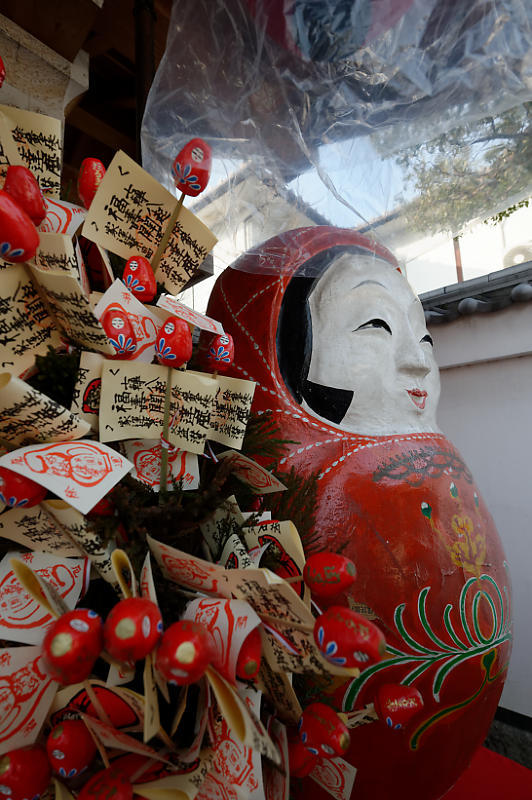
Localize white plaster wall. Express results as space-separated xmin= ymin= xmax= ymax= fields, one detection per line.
xmin=430 ymin=305 xmax=532 ymax=717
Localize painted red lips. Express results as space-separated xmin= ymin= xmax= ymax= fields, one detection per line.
xmin=407 ymin=389 xmax=428 ymax=409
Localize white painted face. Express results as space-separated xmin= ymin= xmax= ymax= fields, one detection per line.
xmin=164 ymin=321 xmax=175 ymax=335
xmin=191 ymin=147 xmax=204 ymax=163
xmin=306 ymin=253 xmax=440 ymax=435
xmin=111 ymin=317 xmax=125 ymax=330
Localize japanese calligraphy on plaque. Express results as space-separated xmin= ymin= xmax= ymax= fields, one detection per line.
xmin=0 ymin=264 xmax=62 ymax=377
xmin=0 ymin=505 xmax=79 ymax=557
xmin=0 ymin=105 xmax=62 ymax=196
xmin=99 ymin=361 xmax=218 ymax=454
xmin=81 ymin=151 xmax=217 ymax=294
xmin=204 ymin=374 xmax=256 ymax=449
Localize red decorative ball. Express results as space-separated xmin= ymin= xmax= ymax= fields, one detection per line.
xmin=155 ymin=316 xmax=192 ymax=368
xmin=42 ymin=608 xmax=103 ymax=684
xmin=314 ymin=606 xmax=386 ymax=670
xmin=104 ymin=597 xmax=163 ymax=664
xmin=374 ymin=683 xmax=424 ymax=731
xmin=172 ymin=138 xmax=211 ymax=198
xmin=0 ymin=466 xmax=47 ymax=508
xmin=0 ymin=189 xmax=39 ymax=263
xmin=287 ymin=736 xmax=318 ymax=778
xmin=236 ymin=626 xmax=262 ymax=680
xmin=4 ymin=166 xmax=46 ymax=226
xmin=303 ymin=552 xmax=357 ymax=601
xmin=0 ymin=746 xmax=51 ymax=800
xmin=46 ymin=719 xmax=97 ymax=778
xmin=298 ymin=702 xmax=350 ymax=758
xmin=0 ymin=56 xmax=5 ymax=88
xmin=101 ymin=307 xmax=138 ymax=359
xmin=155 ymin=620 xmax=214 ymax=685
xmin=123 ymin=256 xmax=157 ymax=303
xmin=78 ymin=766 xmax=133 ymax=800
xmin=78 ymin=158 xmax=106 ymax=209
xmin=206 ymin=333 xmax=234 ymax=372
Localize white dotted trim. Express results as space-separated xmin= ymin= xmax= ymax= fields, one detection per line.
xmin=234 ymin=277 xmax=282 ymax=319
xmin=256 ymin=408 xmax=354 ymax=439
xmin=318 ymin=433 xmax=440 ymax=480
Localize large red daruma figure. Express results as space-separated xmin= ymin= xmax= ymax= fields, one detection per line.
xmin=206 ymin=227 xmax=512 ymax=799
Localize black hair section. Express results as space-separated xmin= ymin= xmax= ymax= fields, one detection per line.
xmin=276 ymin=244 xmax=375 ymax=424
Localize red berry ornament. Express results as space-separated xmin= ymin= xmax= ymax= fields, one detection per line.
xmin=0 ymin=189 xmax=39 ymax=263
xmin=374 ymin=683 xmax=424 ymax=731
xmin=0 ymin=746 xmax=51 ymax=800
xmin=298 ymin=702 xmax=350 ymax=758
xmin=236 ymin=626 xmax=262 ymax=680
xmin=46 ymin=719 xmax=97 ymax=778
xmin=104 ymin=597 xmax=163 ymax=663
xmin=303 ymin=552 xmax=356 ymax=601
xmin=172 ymin=138 xmax=211 ymax=198
xmin=287 ymin=736 xmax=318 ymax=778
xmin=206 ymin=333 xmax=234 ymax=372
xmin=78 ymin=767 xmax=133 ymax=800
xmin=155 ymin=620 xmax=214 ymax=685
xmin=314 ymin=606 xmax=386 ymax=669
xmin=101 ymin=307 xmax=138 ymax=358
xmin=155 ymin=316 xmax=192 ymax=368
xmin=78 ymin=158 xmax=106 ymax=209
xmin=0 ymin=466 xmax=47 ymax=508
xmin=42 ymin=608 xmax=103 ymax=684
xmin=123 ymin=256 xmax=157 ymax=303
xmin=4 ymin=166 xmax=46 ymax=226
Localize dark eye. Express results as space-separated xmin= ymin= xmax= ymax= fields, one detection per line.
xmin=355 ymin=319 xmax=392 ymax=334
xmin=421 ymin=334 xmax=434 ymax=346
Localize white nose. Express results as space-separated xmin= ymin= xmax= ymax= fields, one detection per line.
xmin=396 ymin=326 xmax=431 ymax=378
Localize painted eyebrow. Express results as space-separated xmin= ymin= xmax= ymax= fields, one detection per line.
xmin=351 ymin=280 xmax=387 ymax=290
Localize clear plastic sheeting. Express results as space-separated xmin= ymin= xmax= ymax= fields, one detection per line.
xmin=142 ymin=0 xmax=532 ymax=284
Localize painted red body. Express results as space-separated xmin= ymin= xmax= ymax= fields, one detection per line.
xmin=42 ymin=608 xmax=103 ymax=684
xmin=287 ymin=736 xmax=319 ymax=777
xmin=374 ymin=684 xmax=424 ymax=731
xmin=314 ymin=606 xmax=386 ymax=669
xmin=298 ymin=702 xmax=350 ymax=758
xmin=123 ymin=255 xmax=157 ymax=303
xmin=0 ymin=465 xmax=47 ymax=508
xmin=303 ymin=552 xmax=356 ymax=600
xmin=155 ymin=316 xmax=192 ymax=367
xmin=205 ymin=332 xmax=235 ymax=372
xmin=0 ymin=189 xmax=39 ymax=262
xmin=46 ymin=719 xmax=97 ymax=777
xmin=4 ymin=166 xmax=46 ymax=225
xmin=0 ymin=56 xmax=5 ymax=88
xmin=104 ymin=596 xmax=163 ymax=663
xmin=206 ymin=226 xmax=512 ymax=799
xmin=101 ymin=307 xmax=138 ymax=358
xmin=172 ymin=138 xmax=212 ymax=197
xmin=0 ymin=746 xmax=51 ymax=800
xmin=155 ymin=620 xmax=214 ymax=685
xmin=78 ymin=158 xmax=106 ymax=209
xmin=78 ymin=767 xmax=133 ymax=800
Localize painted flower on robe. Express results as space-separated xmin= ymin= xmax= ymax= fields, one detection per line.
xmin=172 ymin=161 xmax=202 ymax=193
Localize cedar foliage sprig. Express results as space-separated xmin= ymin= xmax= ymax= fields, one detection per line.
xmin=26 ymin=346 xmax=80 ymax=409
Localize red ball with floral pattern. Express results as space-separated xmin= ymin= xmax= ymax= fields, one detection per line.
xmin=122 ymin=256 xmax=157 ymax=303
xmin=104 ymin=597 xmax=163 ymax=663
xmin=42 ymin=608 xmax=103 ymax=684
xmin=155 ymin=316 xmax=192 ymax=368
xmin=206 ymin=333 xmax=234 ymax=372
xmin=0 ymin=190 xmax=39 ymax=263
xmin=298 ymin=702 xmax=350 ymax=758
xmin=155 ymin=620 xmax=214 ymax=685
xmin=314 ymin=606 xmax=386 ymax=669
xmin=101 ymin=307 xmax=138 ymax=359
xmin=172 ymin=138 xmax=211 ymax=197
xmin=46 ymin=719 xmax=97 ymax=778
xmin=0 ymin=466 xmax=47 ymax=508
xmin=0 ymin=746 xmax=51 ymax=800
xmin=374 ymin=683 xmax=424 ymax=731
